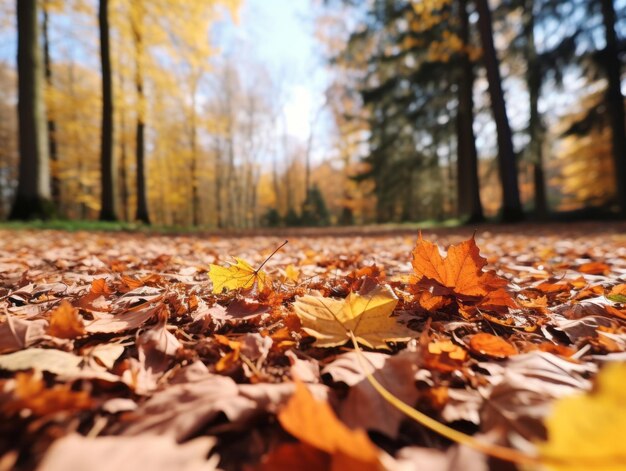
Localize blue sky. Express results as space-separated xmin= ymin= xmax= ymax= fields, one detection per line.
xmin=214 ymin=0 xmax=331 ymax=142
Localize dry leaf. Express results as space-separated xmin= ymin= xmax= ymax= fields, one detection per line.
xmin=259 ymin=442 xmax=330 ymax=471
xmin=539 ymin=362 xmax=626 ymax=470
xmin=38 ymin=434 xmax=219 ymax=471
xmin=322 ymin=350 xmax=420 ymax=437
xmin=293 ymin=284 xmax=414 ymax=350
xmin=412 ymin=235 xmax=504 ymax=297
xmin=47 ymin=301 xmax=86 ymax=339
xmin=278 ymin=381 xmax=383 ymax=471
xmin=0 ymin=316 xmax=47 ymax=353
xmin=468 ymin=333 xmax=518 ymax=358
xmin=209 ymin=258 xmax=267 ymax=293
xmin=1 ymin=371 xmax=93 ymax=417
xmin=577 ymin=262 xmax=610 ymax=275
xmin=0 ymin=348 xmax=83 ymax=375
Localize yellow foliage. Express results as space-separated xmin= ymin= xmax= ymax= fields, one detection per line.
xmin=539 ymin=362 xmax=626 ymax=470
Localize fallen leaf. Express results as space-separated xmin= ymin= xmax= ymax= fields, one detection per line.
xmin=84 ymin=298 xmax=164 ymax=333
xmin=539 ymin=362 xmax=626 ymax=470
xmin=482 ymin=351 xmax=596 ymax=442
xmin=423 ymin=339 xmax=468 ymax=373
xmin=0 ymin=348 xmax=83 ymax=375
xmin=468 ymin=333 xmax=518 ymax=358
xmin=0 ymin=315 xmax=47 ymax=353
xmin=0 ymin=348 xmax=120 ymax=383
xmin=278 ymin=381 xmax=382 ymax=470
xmin=293 ymin=284 xmax=414 ymax=349
xmin=607 ymin=284 xmax=626 ymax=303
xmin=411 ymin=235 xmax=506 ymax=298
xmin=121 ymin=362 xmax=325 ymax=440
xmin=322 ymin=350 xmax=420 ymax=437
xmin=576 ymin=261 xmax=610 ymax=275
xmin=38 ymin=434 xmax=219 ymax=471
xmin=284 ymin=264 xmax=300 ymax=283
xmin=47 ymin=301 xmax=86 ymax=339
xmin=1 ymin=371 xmax=93 ymax=417
xmin=259 ymin=443 xmax=330 ymax=471
xmin=209 ymin=258 xmax=267 ymax=293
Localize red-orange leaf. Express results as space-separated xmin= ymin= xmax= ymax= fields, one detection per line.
xmin=1 ymin=371 xmax=93 ymax=417
xmin=411 ymin=234 xmax=509 ymax=299
xmin=468 ymin=333 xmax=518 ymax=358
xmin=278 ymin=381 xmax=382 ymax=471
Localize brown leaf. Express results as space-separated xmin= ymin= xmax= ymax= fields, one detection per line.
xmin=38 ymin=434 xmax=218 ymax=471
xmin=482 ymin=352 xmax=596 ymax=442
xmin=0 ymin=316 xmax=47 ymax=353
xmin=322 ymin=350 xmax=419 ymax=437
xmin=84 ymin=297 xmax=164 ymax=333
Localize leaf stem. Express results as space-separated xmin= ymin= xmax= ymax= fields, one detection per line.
xmin=256 ymin=240 xmax=288 ymax=273
xmin=348 ymin=331 xmax=540 ymax=466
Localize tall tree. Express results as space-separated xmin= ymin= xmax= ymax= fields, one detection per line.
xmin=98 ymin=0 xmax=117 ymax=221
xmin=131 ymin=1 xmax=150 ymax=224
xmin=523 ymin=0 xmax=547 ymax=218
xmin=42 ymin=1 xmax=60 ymax=209
xmin=10 ymin=0 xmax=52 ymax=220
xmin=456 ymin=0 xmax=484 ymax=222
xmin=474 ymin=0 xmax=523 ymax=221
xmin=599 ymin=0 xmax=626 ymax=215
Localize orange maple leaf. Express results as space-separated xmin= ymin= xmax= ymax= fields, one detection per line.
xmin=411 ymin=235 xmax=511 ymax=304
xmin=277 ymin=381 xmax=383 ymax=471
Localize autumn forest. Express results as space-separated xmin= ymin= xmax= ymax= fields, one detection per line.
xmin=0 ymin=0 xmax=624 ymax=227
xmin=2 ymin=1 xmax=626 ymax=470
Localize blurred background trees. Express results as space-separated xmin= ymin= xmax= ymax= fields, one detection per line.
xmin=0 ymin=0 xmax=623 ymax=226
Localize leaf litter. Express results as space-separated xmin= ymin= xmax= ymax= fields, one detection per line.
xmin=0 ymin=222 xmax=625 ymax=470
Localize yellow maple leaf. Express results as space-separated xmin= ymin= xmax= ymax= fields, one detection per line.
xmin=292 ymin=284 xmax=414 ymax=350
xmin=284 ymin=264 xmax=300 ymax=283
xmin=539 ymin=362 xmax=626 ymax=471
xmin=209 ymin=258 xmax=267 ymax=294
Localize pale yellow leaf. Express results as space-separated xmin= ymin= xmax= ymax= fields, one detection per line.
xmin=540 ymin=362 xmax=626 ymax=470
xmin=292 ymin=285 xmax=414 ymax=350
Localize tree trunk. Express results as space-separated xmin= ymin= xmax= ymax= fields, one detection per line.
xmin=474 ymin=0 xmax=523 ymax=222
xmin=189 ymin=80 xmax=200 ymax=226
xmin=600 ymin=0 xmax=626 ymax=216
xmin=456 ymin=0 xmax=484 ymax=223
xmin=132 ymin=4 xmax=150 ymax=224
xmin=10 ymin=0 xmax=52 ymax=220
xmin=115 ymin=46 xmax=129 ymax=221
xmin=524 ymin=0 xmax=547 ymax=219
xmin=98 ymin=0 xmax=117 ymax=221
xmin=43 ymin=5 xmax=60 ymax=210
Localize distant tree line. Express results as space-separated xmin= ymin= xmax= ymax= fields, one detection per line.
xmin=1 ymin=0 xmax=624 ymax=226
xmin=322 ymin=0 xmax=625 ymax=222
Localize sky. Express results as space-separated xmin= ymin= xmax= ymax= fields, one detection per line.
xmin=214 ymin=0 xmax=331 ymax=143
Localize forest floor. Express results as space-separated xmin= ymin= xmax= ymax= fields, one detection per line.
xmin=1 ymin=221 xmax=625 ymax=470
